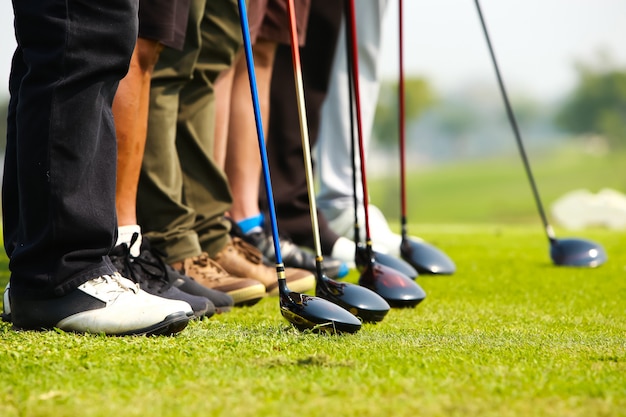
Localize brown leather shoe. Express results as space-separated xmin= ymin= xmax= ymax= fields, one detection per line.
xmin=175 ymin=253 xmax=266 ymax=306
xmin=213 ymin=237 xmax=315 ymax=296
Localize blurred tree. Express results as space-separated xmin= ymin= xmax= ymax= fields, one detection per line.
xmin=436 ymin=102 xmax=477 ymax=158
xmin=438 ymin=102 xmax=477 ymax=138
xmin=373 ymin=77 xmax=435 ymax=147
xmin=556 ymin=57 xmax=626 ymax=150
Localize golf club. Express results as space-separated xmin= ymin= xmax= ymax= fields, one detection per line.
xmin=284 ymin=0 xmax=390 ymax=322
xmin=346 ymin=0 xmax=426 ymax=307
xmin=237 ymin=0 xmax=361 ymax=333
xmin=397 ymin=0 xmax=456 ymax=275
xmin=340 ymin=1 xmax=419 ymax=282
xmin=350 ymin=103 xmax=419 ymax=280
xmin=475 ymin=0 xmax=607 ymax=267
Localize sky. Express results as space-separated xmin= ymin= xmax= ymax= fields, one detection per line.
xmin=379 ymin=0 xmax=626 ymax=100
xmin=2 ymin=0 xmax=626 ymax=101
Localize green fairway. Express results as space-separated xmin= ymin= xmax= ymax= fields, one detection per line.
xmin=369 ymin=144 xmax=626 ymax=224
xmin=1 ymin=225 xmax=624 ymax=417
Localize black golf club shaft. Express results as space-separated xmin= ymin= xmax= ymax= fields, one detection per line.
xmin=346 ymin=0 xmax=374 ymax=249
xmin=398 ymin=0 xmax=408 ymax=240
xmin=474 ymin=0 xmax=556 ymax=242
xmin=345 ymin=0 xmax=361 ymax=248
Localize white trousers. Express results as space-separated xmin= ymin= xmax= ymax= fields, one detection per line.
xmin=316 ymin=0 xmax=390 ymax=219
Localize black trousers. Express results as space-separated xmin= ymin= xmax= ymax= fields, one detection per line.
xmin=3 ymin=0 xmax=138 ymax=298
xmin=262 ymin=0 xmax=343 ymax=254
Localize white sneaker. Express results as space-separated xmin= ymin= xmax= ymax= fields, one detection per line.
xmin=11 ymin=273 xmax=192 ymax=335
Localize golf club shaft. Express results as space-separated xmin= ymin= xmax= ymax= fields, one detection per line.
xmin=474 ymin=0 xmax=556 ymax=241
xmin=398 ymin=0 xmax=408 ymax=240
xmin=285 ymin=0 xmax=324 ymax=261
xmin=345 ymin=1 xmax=361 ymax=246
xmin=236 ymin=0 xmax=287 ymax=272
xmin=346 ymin=0 xmax=373 ymax=244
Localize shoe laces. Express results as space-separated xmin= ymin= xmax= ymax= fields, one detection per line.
xmin=247 ymin=230 xmax=309 ymax=265
xmin=229 ymin=217 xmax=342 ymax=274
xmin=88 ymin=272 xmax=139 ymax=299
xmin=273 ymin=237 xmax=308 ymax=263
xmin=230 ymin=237 xmax=263 ymax=265
xmin=185 ymin=253 xmax=229 ymax=283
xmin=116 ymin=233 xmax=174 ymax=293
xmin=228 ymin=217 xmax=307 ymax=264
xmin=110 ymin=242 xmax=135 ymax=278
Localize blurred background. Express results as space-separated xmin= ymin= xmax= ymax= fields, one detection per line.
xmin=367 ymin=0 xmax=626 ymax=228
xmin=1 ymin=0 xmax=625 ymax=228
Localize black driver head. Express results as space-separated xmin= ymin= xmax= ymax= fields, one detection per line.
xmin=280 ymin=290 xmax=362 ymax=334
xmin=550 ymin=238 xmax=608 ymax=267
xmin=355 ymin=243 xmax=419 ymax=280
xmin=316 ymin=275 xmax=390 ymax=323
xmin=401 ymin=238 xmax=456 ymax=275
xmin=358 ymin=261 xmax=426 ymax=308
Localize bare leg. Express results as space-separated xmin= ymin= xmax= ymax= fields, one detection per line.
xmin=224 ymin=39 xmax=277 ymax=223
xmin=113 ymin=38 xmax=163 ymax=227
xmin=112 ymin=38 xmax=163 ymax=255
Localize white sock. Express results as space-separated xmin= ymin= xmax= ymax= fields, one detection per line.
xmin=116 ymin=225 xmax=142 ymax=257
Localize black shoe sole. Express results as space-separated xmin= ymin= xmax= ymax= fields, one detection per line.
xmin=10 ymin=311 xmax=190 ymax=336
xmin=120 ymin=311 xmax=190 ymax=336
xmin=235 ymin=296 xmax=264 ymax=307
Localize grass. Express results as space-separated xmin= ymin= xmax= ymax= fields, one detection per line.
xmin=369 ymin=144 xmax=626 ymax=224
xmin=1 ymin=225 xmax=624 ymax=417
xmin=1 ymin=146 xmax=625 ymax=416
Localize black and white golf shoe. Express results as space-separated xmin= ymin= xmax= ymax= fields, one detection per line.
xmin=9 ymin=273 xmax=191 ymax=335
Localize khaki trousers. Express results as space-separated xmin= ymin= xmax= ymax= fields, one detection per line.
xmin=138 ymin=0 xmax=240 ymax=263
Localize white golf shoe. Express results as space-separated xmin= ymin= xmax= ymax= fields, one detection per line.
xmin=9 ymin=272 xmax=192 ymax=335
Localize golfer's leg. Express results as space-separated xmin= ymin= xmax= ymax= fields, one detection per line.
xmin=7 ymin=0 xmax=137 ymax=296
xmin=316 ymin=0 xmax=389 ymax=228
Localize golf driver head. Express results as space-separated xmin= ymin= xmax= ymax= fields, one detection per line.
xmin=401 ymin=238 xmax=456 ymax=275
xmin=358 ymin=261 xmax=426 ymax=308
xmin=280 ymin=290 xmax=362 ymax=334
xmin=316 ymin=274 xmax=390 ymax=323
xmin=549 ymin=237 xmax=608 ymax=267
xmin=355 ymin=243 xmax=419 ymax=280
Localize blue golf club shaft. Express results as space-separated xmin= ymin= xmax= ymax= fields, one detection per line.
xmin=236 ymin=0 xmax=284 ymax=266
